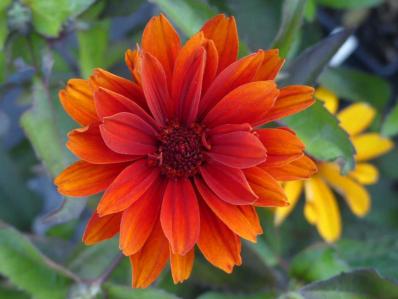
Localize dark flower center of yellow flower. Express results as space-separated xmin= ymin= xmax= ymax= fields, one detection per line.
xmin=158 ymin=122 xmax=206 ymax=178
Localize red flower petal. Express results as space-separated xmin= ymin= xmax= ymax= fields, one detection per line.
xmin=125 ymin=49 xmax=141 ymax=84
xmin=202 ymin=39 xmax=219 ymax=93
xmin=204 ymin=81 xmax=279 ymax=127
xmin=54 ymin=161 xmax=128 ymax=197
xmin=90 ymin=68 xmax=146 ymax=109
xmin=201 ymin=14 xmax=238 ymax=73
xmin=257 ymin=128 xmax=304 ymax=167
xmin=195 ymin=177 xmax=262 ymax=241
xmin=161 ymin=179 xmax=200 ymax=255
xmin=141 ymin=51 xmax=172 ymax=125
xmin=142 ymin=14 xmax=181 ymax=80
xmin=198 ymin=201 xmax=241 ymax=273
xmin=263 ymin=85 xmax=315 ymax=123
xmin=198 ymin=51 xmax=264 ymax=117
xmin=100 ymin=112 xmax=157 ymax=156
xmin=207 ymin=130 xmax=266 ymax=168
xmin=244 ymin=167 xmax=288 ymax=207
xmin=130 ymin=221 xmax=169 ymax=288
xmin=59 ymin=79 xmax=97 ymax=126
xmin=208 ymin=123 xmax=253 ymax=135
xmin=94 ymin=87 xmax=157 ymax=128
xmin=83 ymin=212 xmax=121 ymax=245
xmin=170 ymin=249 xmax=194 ymax=284
xmin=97 ymin=160 xmax=160 ymax=216
xmin=264 ymin=155 xmax=318 ymax=181
xmin=67 ymin=125 xmax=136 ymax=164
xmin=172 ymin=33 xmax=206 ymax=124
xmin=253 ymin=49 xmax=284 ymax=81
xmin=119 ymin=178 xmax=164 ymax=255
xmin=199 ymin=161 xmax=257 ymax=205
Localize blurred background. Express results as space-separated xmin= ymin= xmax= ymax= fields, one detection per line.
xmin=0 ymin=0 xmax=398 ymax=298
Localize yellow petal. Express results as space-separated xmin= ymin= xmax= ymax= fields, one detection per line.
xmin=337 ymin=103 xmax=376 ymax=136
xmin=320 ymin=163 xmax=370 ymax=217
xmin=348 ymin=163 xmax=379 ymax=185
xmin=274 ymin=181 xmax=304 ymax=226
xmin=304 ymin=177 xmax=341 ymax=243
xmin=315 ymin=87 xmax=339 ymax=114
xmin=352 ymin=133 xmax=394 ymax=161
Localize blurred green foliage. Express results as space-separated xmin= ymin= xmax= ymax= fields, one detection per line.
xmin=0 ymin=0 xmax=397 ymax=298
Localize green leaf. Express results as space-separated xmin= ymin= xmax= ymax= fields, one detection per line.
xmin=20 ymin=78 xmax=87 ymax=224
xmin=318 ymin=67 xmax=391 ymax=110
xmin=77 ymin=19 xmax=110 ymax=78
xmin=0 ymin=0 xmax=11 ymax=50
xmin=22 ymin=0 xmax=95 ymax=37
xmin=285 ymin=269 xmax=398 ymax=299
xmin=104 ymin=283 xmax=180 ymax=299
xmin=0 ymin=223 xmax=73 ymax=299
xmin=290 ymin=244 xmax=350 ymax=282
xmin=149 ymin=0 xmax=216 ymax=36
xmin=271 ymin=0 xmax=306 ymax=57
xmin=315 ymin=0 xmax=382 ymax=9
xmin=382 ymin=101 xmax=398 ymax=137
xmin=198 ymin=291 xmax=275 ymax=299
xmin=0 ymin=286 xmax=29 ymax=299
xmin=282 ymin=101 xmax=355 ymax=173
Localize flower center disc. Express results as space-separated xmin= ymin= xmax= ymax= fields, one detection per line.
xmin=159 ymin=123 xmax=204 ymax=178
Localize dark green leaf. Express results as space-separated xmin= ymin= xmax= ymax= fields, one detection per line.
xmin=315 ymin=0 xmax=382 ymax=9
xmin=0 ymin=223 xmax=73 ymax=299
xmin=382 ymin=101 xmax=398 ymax=137
xmin=104 ymin=283 xmax=180 ymax=299
xmin=149 ymin=0 xmax=216 ymax=36
xmin=290 ymin=244 xmax=350 ymax=282
xmin=319 ymin=67 xmax=391 ymax=110
xmin=287 ymin=269 xmax=398 ymax=299
xmin=271 ymin=0 xmax=306 ymax=57
xmin=0 ymin=286 xmax=29 ymax=299
xmin=77 ymin=19 xmax=110 ymax=78
xmin=198 ymin=291 xmax=275 ymax=299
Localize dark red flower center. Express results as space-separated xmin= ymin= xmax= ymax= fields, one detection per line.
xmin=158 ymin=122 xmax=205 ymax=178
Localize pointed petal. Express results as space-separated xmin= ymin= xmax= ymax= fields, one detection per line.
xmin=304 ymin=177 xmax=341 ymax=243
xmin=202 ymin=39 xmax=219 ymax=93
xmin=100 ymin=112 xmax=157 ymax=156
xmin=130 ymin=221 xmax=169 ymax=288
xmin=83 ymin=212 xmax=121 ymax=245
xmin=204 ymin=81 xmax=279 ymax=127
xmin=207 ymin=130 xmax=266 ymax=168
xmin=244 ymin=167 xmax=288 ymax=207
xmin=348 ymin=163 xmax=379 ymax=185
xmin=201 ymin=14 xmax=238 ymax=72
xmin=120 ymin=178 xmax=164 ymax=255
xmin=258 ymin=128 xmax=304 ymax=167
xmin=198 ymin=51 xmax=264 ymax=117
xmin=264 ymin=155 xmax=318 ymax=181
xmin=338 ymin=103 xmax=376 ymax=136
xmin=263 ymin=85 xmax=314 ymax=123
xmin=142 ymin=14 xmax=181 ymax=80
xmin=161 ymin=179 xmax=200 ymax=255
xmin=94 ymin=87 xmax=157 ymax=128
xmin=274 ymin=181 xmax=304 ymax=225
xmin=59 ymin=79 xmax=97 ymax=126
xmin=97 ymin=160 xmax=160 ymax=216
xmin=54 ymin=161 xmax=128 ymax=197
xmin=67 ymin=125 xmax=135 ymax=164
xmin=90 ymin=68 xmax=146 ymax=109
xmin=172 ymin=33 xmax=206 ymax=124
xmin=253 ymin=49 xmax=284 ymax=81
xmin=141 ymin=51 xmax=171 ymax=125
xmin=170 ymin=249 xmax=194 ymax=284
xmin=200 ymin=161 xmax=257 ymax=205
xmin=315 ymin=87 xmax=339 ymax=114
xmin=352 ymin=133 xmax=394 ymax=161
xmin=320 ymin=163 xmax=371 ymax=217
xmin=125 ymin=49 xmax=141 ymax=84
xmin=195 ymin=177 xmax=262 ymax=241
xmin=198 ymin=201 xmax=241 ymax=273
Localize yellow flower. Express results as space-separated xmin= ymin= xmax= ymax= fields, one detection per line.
xmin=275 ymin=87 xmax=394 ymax=242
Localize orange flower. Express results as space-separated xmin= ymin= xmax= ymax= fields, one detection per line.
xmin=55 ymin=14 xmax=317 ymax=287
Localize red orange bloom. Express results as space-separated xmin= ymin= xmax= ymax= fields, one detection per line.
xmin=55 ymin=14 xmax=317 ymax=287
